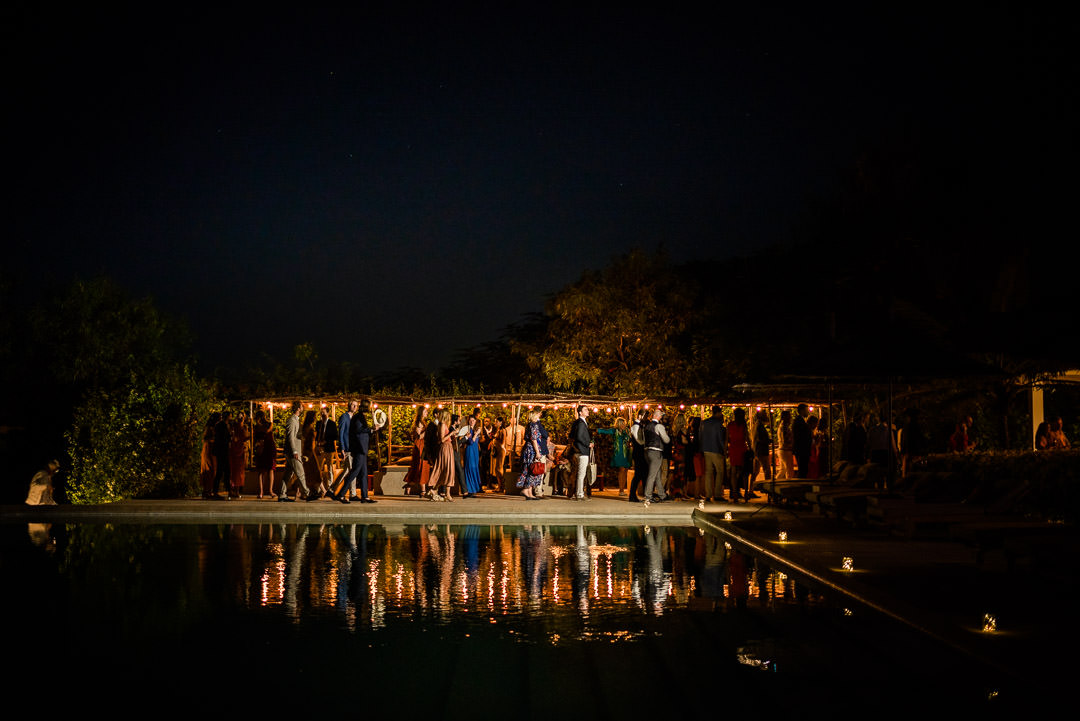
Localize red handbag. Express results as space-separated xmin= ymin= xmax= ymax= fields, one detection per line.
xmin=529 ymin=461 xmax=546 ymax=475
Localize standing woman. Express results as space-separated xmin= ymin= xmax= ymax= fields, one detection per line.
xmin=752 ymin=409 xmax=772 ymax=485
xmin=427 ymin=410 xmax=457 ymax=501
xmin=301 ymin=409 xmax=324 ymax=496
xmin=778 ymin=410 xmax=794 ymax=480
xmin=597 ymin=417 xmax=632 ymax=496
xmin=726 ymin=408 xmax=750 ymax=502
xmin=479 ymin=417 xmax=495 ymax=488
xmin=461 ymin=415 xmax=482 ymax=498
xmin=200 ymin=413 xmax=218 ymax=500
xmin=686 ymin=416 xmax=703 ymax=499
xmin=253 ymin=409 xmax=277 ymax=499
xmin=229 ymin=410 xmax=250 ymax=499
xmin=669 ymin=412 xmax=688 ymax=498
xmin=490 ymin=418 xmax=508 ymax=492
xmin=404 ymin=409 xmax=430 ymax=495
xmin=516 ymin=409 xmax=546 ymax=500
xmin=807 ymin=416 xmax=822 ymax=479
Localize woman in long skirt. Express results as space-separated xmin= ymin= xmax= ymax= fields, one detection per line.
xmin=427 ymin=410 xmax=456 ymax=501
xmin=229 ymin=410 xmax=250 ymax=499
xmin=516 ymin=410 xmax=545 ymax=500
xmin=461 ymin=415 xmax=482 ymax=497
xmin=253 ymin=410 xmax=277 ymax=499
xmin=404 ymin=411 xmax=429 ymax=495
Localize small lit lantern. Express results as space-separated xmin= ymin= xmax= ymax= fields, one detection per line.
xmin=982 ymin=614 xmax=997 ymax=633
xmin=643 ymin=499 xmax=651 ymax=509
xmin=842 ymin=556 xmax=854 ymax=572
xmin=697 ymin=499 xmax=705 ymax=510
xmin=724 ymin=511 xmax=733 ymax=521
xmin=778 ymin=531 xmax=788 ymax=542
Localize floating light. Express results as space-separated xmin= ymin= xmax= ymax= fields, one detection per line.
xmin=778 ymin=531 xmax=788 ymax=542
xmin=842 ymin=556 xmax=854 ymax=572
xmin=982 ymin=614 xmax=997 ymax=633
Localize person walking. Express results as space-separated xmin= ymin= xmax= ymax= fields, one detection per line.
xmin=280 ymin=401 xmax=317 ymax=502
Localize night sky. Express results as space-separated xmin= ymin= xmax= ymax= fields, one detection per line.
xmin=7 ymin=5 xmax=1070 ymax=375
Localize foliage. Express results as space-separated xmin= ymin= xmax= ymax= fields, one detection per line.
xmin=66 ymin=367 xmax=216 ymax=503
xmin=24 ymin=277 xmax=220 ymax=503
xmin=30 ymin=277 xmax=193 ymax=389
xmin=514 ymin=250 xmax=696 ymax=396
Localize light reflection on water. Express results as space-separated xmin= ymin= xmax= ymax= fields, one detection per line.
xmin=193 ymin=523 xmax=827 ymax=637
xmin=5 ymin=521 xmax=1017 ymax=713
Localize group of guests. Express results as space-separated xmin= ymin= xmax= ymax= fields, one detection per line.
xmin=1035 ymin=416 xmax=1070 ymax=451
xmin=200 ymin=409 xmax=252 ymax=499
xmin=403 ymin=407 xmax=525 ymax=501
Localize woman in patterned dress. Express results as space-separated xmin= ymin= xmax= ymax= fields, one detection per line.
xmin=516 ymin=409 xmax=545 ymax=500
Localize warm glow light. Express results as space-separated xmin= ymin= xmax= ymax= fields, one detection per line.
xmin=697 ymin=499 xmax=705 ymax=510
xmin=982 ymin=614 xmax=997 ymax=632
xmin=778 ymin=531 xmax=788 ymax=542
xmin=724 ymin=512 xmax=733 ymax=521
xmin=842 ymin=556 xmax=854 ymax=572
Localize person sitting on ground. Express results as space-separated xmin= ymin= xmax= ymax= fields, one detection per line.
xmin=1048 ymin=417 xmax=1070 ymax=449
xmin=26 ymin=460 xmax=60 ymax=505
xmin=1035 ymin=422 xmax=1051 ymax=450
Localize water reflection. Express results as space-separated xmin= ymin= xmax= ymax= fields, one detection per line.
xmin=37 ymin=522 xmax=825 ymax=642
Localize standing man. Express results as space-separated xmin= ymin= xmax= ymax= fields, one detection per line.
xmin=699 ymin=405 xmax=727 ymax=502
xmin=280 ymin=401 xmax=316 ymax=502
xmin=340 ymin=398 xmax=384 ymax=504
xmin=330 ymin=400 xmax=357 ymax=500
xmin=793 ymin=403 xmax=812 ymax=479
xmin=315 ymin=405 xmax=337 ymax=486
xmin=642 ymin=408 xmax=671 ymax=502
xmin=569 ymin=405 xmax=593 ymax=500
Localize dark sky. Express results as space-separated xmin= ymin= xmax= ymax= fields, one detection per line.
xmin=7 ymin=4 xmax=1069 ymax=375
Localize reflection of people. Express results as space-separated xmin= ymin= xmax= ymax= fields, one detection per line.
xmin=25 ymin=460 xmax=60 ymax=505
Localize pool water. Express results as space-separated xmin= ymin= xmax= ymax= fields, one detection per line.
xmin=2 ymin=522 xmax=1027 ymax=714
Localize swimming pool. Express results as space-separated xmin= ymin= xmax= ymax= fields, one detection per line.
xmin=3 ymin=522 xmax=1025 ymax=713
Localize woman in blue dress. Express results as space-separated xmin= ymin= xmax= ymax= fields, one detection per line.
xmin=516 ymin=409 xmax=546 ymax=500
xmin=461 ymin=415 xmax=482 ymax=497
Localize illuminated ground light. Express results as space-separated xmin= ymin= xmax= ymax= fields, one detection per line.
xmin=778 ymin=531 xmax=788 ymax=542
xmin=697 ymin=499 xmax=705 ymax=510
xmin=982 ymin=613 xmax=997 ymax=633
xmin=724 ymin=511 xmax=733 ymax=521
xmin=842 ymin=556 xmax=854 ymax=572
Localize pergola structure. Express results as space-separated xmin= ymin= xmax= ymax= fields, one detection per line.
xmin=240 ymin=391 xmax=839 ymax=471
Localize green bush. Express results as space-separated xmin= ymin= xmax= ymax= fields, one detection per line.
xmin=66 ymin=367 xmax=217 ymax=503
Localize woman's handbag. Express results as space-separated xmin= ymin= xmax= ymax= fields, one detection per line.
xmin=529 ymin=461 xmax=546 ymax=476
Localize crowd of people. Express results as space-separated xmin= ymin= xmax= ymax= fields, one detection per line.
xmin=189 ymin=400 xmax=1074 ymax=505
